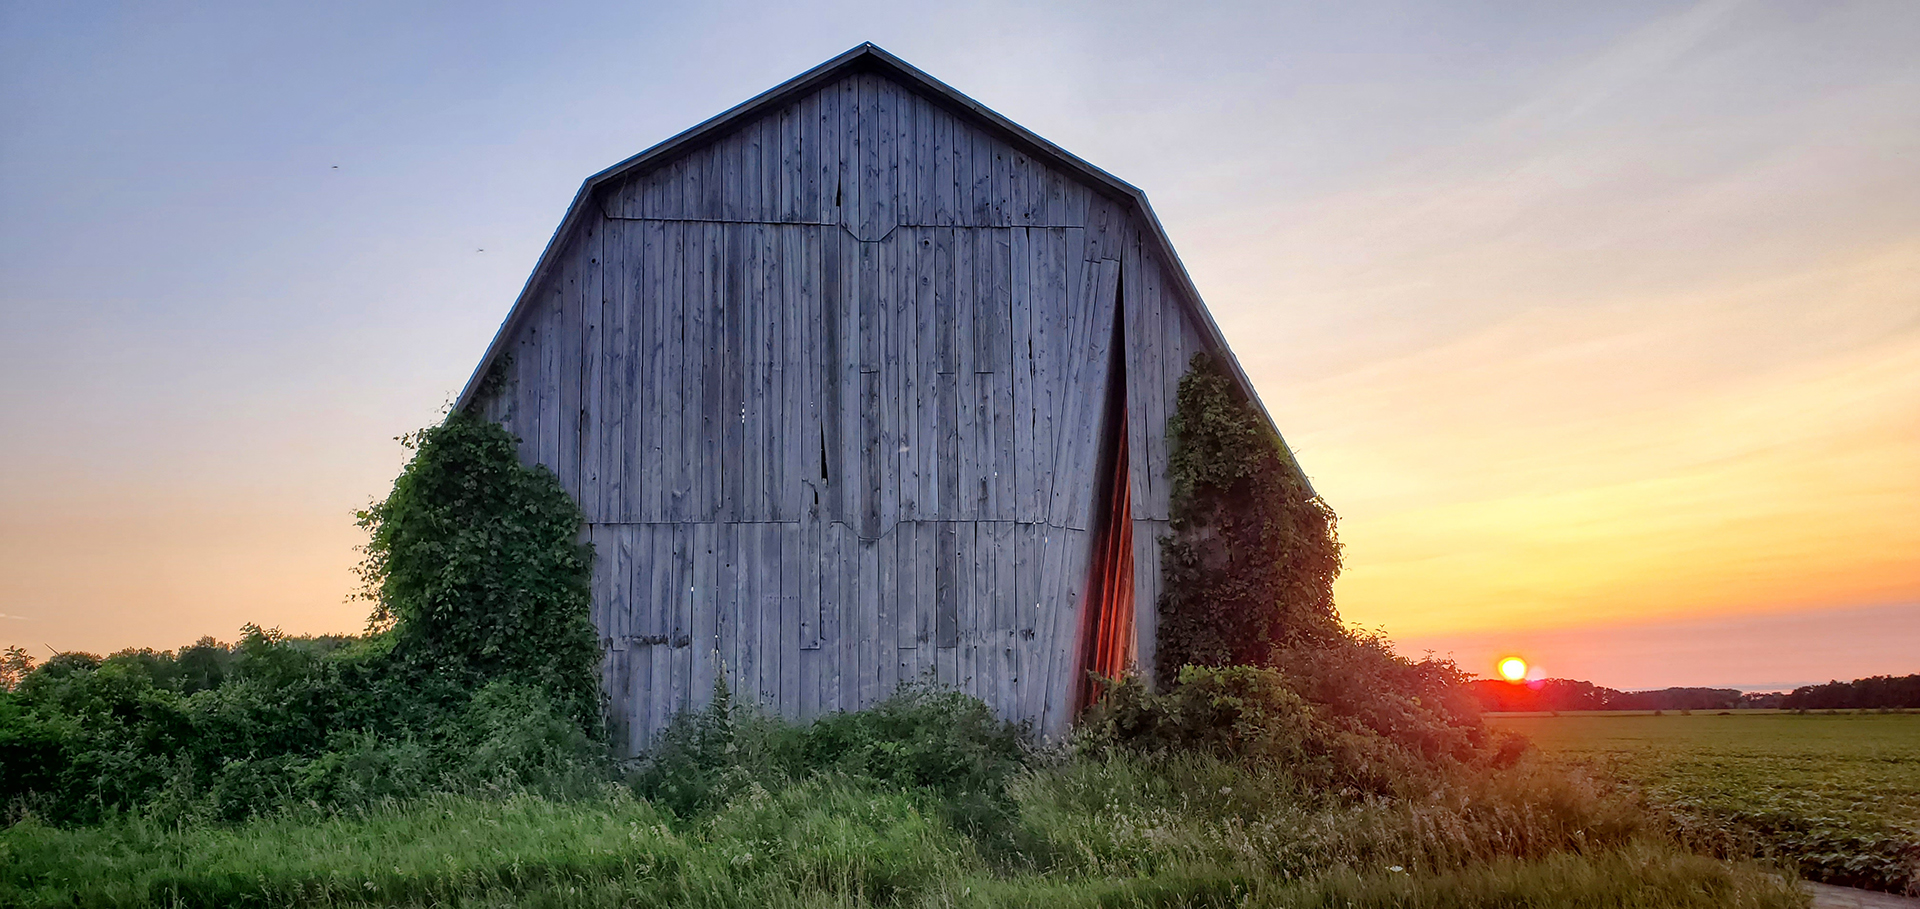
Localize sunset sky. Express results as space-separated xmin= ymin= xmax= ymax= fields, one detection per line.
xmin=3 ymin=1 xmax=1915 ymax=691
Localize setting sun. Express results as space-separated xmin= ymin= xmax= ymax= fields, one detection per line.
xmin=1498 ymin=657 xmax=1529 ymax=683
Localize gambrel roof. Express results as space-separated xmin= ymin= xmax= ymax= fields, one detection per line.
xmin=454 ymin=42 xmax=1284 ymax=445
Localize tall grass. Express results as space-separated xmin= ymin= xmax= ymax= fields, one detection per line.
xmin=1 ymin=742 xmax=1803 ymax=907
xmin=0 ymin=784 xmax=1802 ymax=909
xmin=1009 ymin=751 xmax=1646 ymax=881
xmin=0 ymin=677 xmax=1812 ymax=908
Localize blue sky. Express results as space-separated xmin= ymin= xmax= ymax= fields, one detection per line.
xmin=4 ymin=1 xmax=1916 ymax=689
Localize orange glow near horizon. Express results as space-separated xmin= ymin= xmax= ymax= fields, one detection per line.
xmin=1252 ymin=243 xmax=1920 ymax=648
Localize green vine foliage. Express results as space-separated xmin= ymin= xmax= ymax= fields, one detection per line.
xmin=1156 ymin=353 xmax=1344 ymax=680
xmin=356 ymin=411 xmax=601 ymax=732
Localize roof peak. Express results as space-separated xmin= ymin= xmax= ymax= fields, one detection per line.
xmin=452 ymin=44 xmax=1286 ymax=463
xmin=578 ymin=41 xmax=1142 ymax=205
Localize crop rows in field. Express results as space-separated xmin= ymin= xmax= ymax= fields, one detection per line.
xmin=1492 ymin=711 xmax=1920 ymax=894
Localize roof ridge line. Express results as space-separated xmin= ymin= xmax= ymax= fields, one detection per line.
xmin=449 ymin=44 xmax=1298 ymax=491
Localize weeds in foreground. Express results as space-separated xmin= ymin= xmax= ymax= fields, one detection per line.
xmin=1 ymin=762 xmax=1802 ymax=908
xmin=0 ymin=665 xmax=1819 ymax=907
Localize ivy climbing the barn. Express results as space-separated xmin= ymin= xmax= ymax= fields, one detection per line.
xmin=1156 ymin=352 xmax=1344 ymax=679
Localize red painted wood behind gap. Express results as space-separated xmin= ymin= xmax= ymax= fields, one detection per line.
xmin=1077 ymin=408 xmax=1135 ymax=712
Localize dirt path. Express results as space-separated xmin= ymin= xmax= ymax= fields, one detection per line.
xmin=1804 ymin=882 xmax=1920 ymax=908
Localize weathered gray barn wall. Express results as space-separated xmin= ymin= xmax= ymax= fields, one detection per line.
xmin=467 ymin=66 xmax=1219 ymax=752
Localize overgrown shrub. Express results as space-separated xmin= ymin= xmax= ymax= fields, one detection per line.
xmin=0 ymin=414 xmax=610 ymax=824
xmin=355 ymin=411 xmax=601 ymax=730
xmin=1157 ymin=353 xmax=1343 ymax=678
xmin=1079 ymin=666 xmax=1325 ymax=777
xmin=1084 ymin=641 xmax=1519 ymax=797
xmin=1123 ymin=354 xmax=1518 ymax=797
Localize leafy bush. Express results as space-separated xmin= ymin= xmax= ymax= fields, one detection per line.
xmin=798 ymin=683 xmax=1031 ymax=798
xmin=0 ymin=698 xmax=70 ymax=822
xmin=0 ymin=414 xmax=610 ymax=825
xmin=1079 ymin=667 xmax=1324 ymax=775
xmin=0 ymin=646 xmax=35 ymax=692
xmin=1083 ymin=639 xmax=1520 ymax=796
xmin=1157 ymin=353 xmax=1343 ymax=679
xmin=356 ymin=411 xmax=601 ymax=730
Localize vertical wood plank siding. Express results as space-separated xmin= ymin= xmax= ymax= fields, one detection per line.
xmin=471 ymin=72 xmax=1224 ymax=747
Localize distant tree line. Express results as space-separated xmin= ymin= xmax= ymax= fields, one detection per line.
xmin=1470 ymin=673 xmax=1920 ymax=712
xmin=1470 ymin=680 xmax=1780 ymax=712
xmin=1780 ymin=674 xmax=1920 ymax=710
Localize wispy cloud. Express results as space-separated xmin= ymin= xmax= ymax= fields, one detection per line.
xmin=1490 ymin=0 xmax=1746 ymax=136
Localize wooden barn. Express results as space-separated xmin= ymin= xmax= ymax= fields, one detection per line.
xmin=455 ymin=43 xmax=1295 ymax=750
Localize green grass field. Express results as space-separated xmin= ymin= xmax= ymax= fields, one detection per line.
xmin=1490 ymin=711 xmax=1920 ymax=893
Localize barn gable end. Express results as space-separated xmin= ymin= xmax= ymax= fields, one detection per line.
xmin=458 ymin=45 xmax=1293 ymax=749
